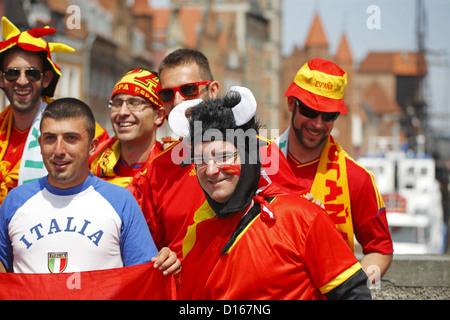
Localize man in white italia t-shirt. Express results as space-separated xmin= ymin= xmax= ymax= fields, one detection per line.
xmin=0 ymin=97 xmax=180 ymax=275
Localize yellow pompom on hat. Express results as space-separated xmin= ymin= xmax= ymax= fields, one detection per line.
xmin=0 ymin=16 xmax=75 ymax=97
xmin=285 ymin=58 xmax=348 ymax=114
xmin=111 ymin=68 xmax=163 ymax=110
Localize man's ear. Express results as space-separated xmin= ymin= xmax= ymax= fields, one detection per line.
xmin=287 ymin=97 xmax=296 ymax=113
xmin=0 ymin=71 xmax=4 ymax=89
xmin=88 ymin=137 xmax=99 ymax=157
xmin=154 ymin=108 xmax=166 ymax=127
xmin=207 ymin=80 xmax=220 ymax=99
xmin=42 ymin=70 xmax=54 ymax=89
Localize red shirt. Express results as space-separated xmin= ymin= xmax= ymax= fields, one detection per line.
xmin=287 ymin=152 xmax=393 ymax=255
xmin=178 ymin=194 xmax=362 ymax=300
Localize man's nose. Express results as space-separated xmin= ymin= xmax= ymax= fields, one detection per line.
xmin=173 ymin=91 xmax=186 ymax=108
xmin=310 ymin=114 xmax=327 ymax=128
xmin=117 ymin=101 xmax=131 ymax=115
xmin=53 ymin=138 xmax=66 ymax=155
xmin=16 ymin=71 xmax=30 ymax=86
xmin=205 ymin=160 xmax=220 ymax=175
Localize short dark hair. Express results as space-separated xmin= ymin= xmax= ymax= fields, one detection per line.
xmin=158 ymin=48 xmax=214 ymax=81
xmin=41 ymin=98 xmax=96 ymax=140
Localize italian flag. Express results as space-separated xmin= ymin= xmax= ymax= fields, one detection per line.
xmin=48 ymin=253 xmax=67 ymax=273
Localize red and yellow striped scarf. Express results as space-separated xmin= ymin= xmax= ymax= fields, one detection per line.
xmin=310 ymin=135 xmax=354 ymax=251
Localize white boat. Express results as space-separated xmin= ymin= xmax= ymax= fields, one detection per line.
xmin=358 ymin=152 xmax=446 ymax=254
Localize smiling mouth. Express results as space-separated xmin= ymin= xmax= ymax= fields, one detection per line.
xmin=118 ymin=122 xmax=135 ymax=128
xmin=14 ymin=88 xmax=32 ymax=98
xmin=52 ymin=160 xmax=71 ymax=169
xmin=208 ymin=177 xmax=230 ymax=186
xmin=304 ymin=127 xmax=323 ymax=137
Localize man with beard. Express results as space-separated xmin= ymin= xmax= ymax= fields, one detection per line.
xmin=0 ymin=17 xmax=108 ymax=205
xmin=275 ymin=58 xmax=393 ymax=281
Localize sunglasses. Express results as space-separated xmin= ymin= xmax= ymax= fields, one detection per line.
xmin=295 ymin=98 xmax=339 ymax=122
xmin=157 ymin=80 xmax=211 ymax=103
xmin=2 ymin=68 xmax=43 ymax=82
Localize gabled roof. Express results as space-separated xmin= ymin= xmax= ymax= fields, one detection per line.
xmin=305 ymin=13 xmax=328 ymax=48
xmin=359 ymin=52 xmax=427 ymax=76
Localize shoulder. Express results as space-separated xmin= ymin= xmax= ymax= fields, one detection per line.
xmin=268 ymin=194 xmax=341 ymax=251
xmin=272 ymin=194 xmax=327 ymax=226
xmin=90 ymin=174 xmax=135 ymax=199
xmin=6 ymin=178 xmax=44 ymax=201
xmin=146 ymin=140 xmax=194 ymax=180
xmin=344 ymin=154 xmax=376 ymax=184
xmin=151 ymin=139 xmax=184 ymax=165
xmin=88 ymin=175 xmax=141 ymax=220
xmin=0 ymin=178 xmax=45 ymax=219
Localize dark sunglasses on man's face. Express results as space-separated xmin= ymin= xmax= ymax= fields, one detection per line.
xmin=2 ymin=68 xmax=43 ymax=82
xmin=295 ymin=98 xmax=340 ymax=122
xmin=157 ymin=80 xmax=212 ymax=103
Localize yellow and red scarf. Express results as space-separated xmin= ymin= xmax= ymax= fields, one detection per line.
xmin=90 ymin=137 xmax=161 ymax=189
xmin=90 ymin=137 xmax=133 ymax=188
xmin=275 ymin=130 xmax=354 ymax=250
xmin=310 ymin=135 xmax=354 ymax=251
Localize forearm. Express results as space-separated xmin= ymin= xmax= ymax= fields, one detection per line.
xmin=361 ymin=252 xmax=393 ymax=281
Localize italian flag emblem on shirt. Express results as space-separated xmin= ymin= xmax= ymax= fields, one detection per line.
xmin=48 ymin=252 xmax=68 ymax=273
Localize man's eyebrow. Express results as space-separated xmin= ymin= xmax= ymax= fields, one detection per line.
xmin=41 ymin=131 xmax=55 ymax=136
xmin=41 ymin=131 xmax=82 ymax=136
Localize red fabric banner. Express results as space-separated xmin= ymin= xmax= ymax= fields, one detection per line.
xmin=0 ymin=262 xmax=176 ymax=300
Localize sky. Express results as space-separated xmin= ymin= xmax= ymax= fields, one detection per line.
xmin=149 ymin=0 xmax=450 ymax=134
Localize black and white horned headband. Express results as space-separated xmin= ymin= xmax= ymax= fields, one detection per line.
xmin=168 ymin=86 xmax=257 ymax=143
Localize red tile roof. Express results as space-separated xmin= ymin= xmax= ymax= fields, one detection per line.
xmin=359 ymin=52 xmax=427 ymax=76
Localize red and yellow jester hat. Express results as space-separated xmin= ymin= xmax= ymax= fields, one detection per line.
xmin=111 ymin=69 xmax=163 ymax=110
xmin=0 ymin=16 xmax=75 ymax=97
xmin=285 ymin=58 xmax=347 ymax=114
